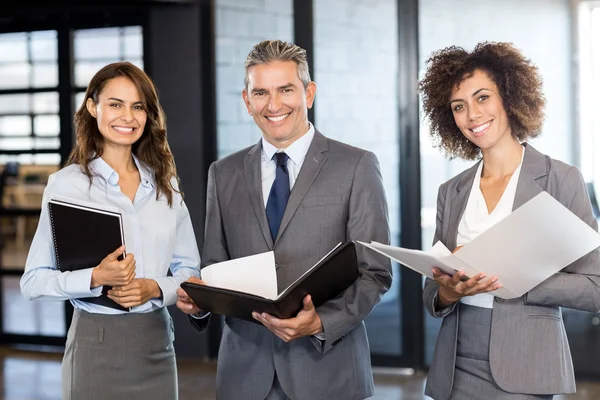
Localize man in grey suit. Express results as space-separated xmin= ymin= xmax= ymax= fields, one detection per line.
xmin=176 ymin=40 xmax=392 ymax=400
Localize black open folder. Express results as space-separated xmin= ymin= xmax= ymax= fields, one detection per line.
xmin=48 ymin=196 xmax=128 ymax=311
xmin=180 ymin=241 xmax=359 ymax=323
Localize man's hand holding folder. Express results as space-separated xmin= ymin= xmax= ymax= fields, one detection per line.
xmin=252 ymin=294 xmax=324 ymax=342
xmin=176 ymin=277 xmax=205 ymax=315
xmin=178 ymin=275 xmax=324 ymax=341
xmin=178 ymin=241 xmax=358 ymax=339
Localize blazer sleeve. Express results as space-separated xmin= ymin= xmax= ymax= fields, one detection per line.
xmin=525 ymin=166 xmax=600 ymax=312
xmin=188 ymin=162 xmax=229 ymax=333
xmin=422 ymin=184 xmax=459 ymax=318
xmin=312 ymin=151 xmax=393 ymax=354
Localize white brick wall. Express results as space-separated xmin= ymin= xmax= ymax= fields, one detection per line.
xmin=314 ymin=0 xmax=400 ymax=246
xmin=419 ymin=0 xmax=574 ymax=249
xmin=215 ymin=0 xmax=294 ymax=158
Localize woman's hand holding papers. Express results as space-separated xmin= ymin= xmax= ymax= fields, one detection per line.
xmin=176 ymin=277 xmax=205 ymax=315
xmin=433 ymin=246 xmax=502 ymax=308
xmin=90 ymin=246 xmax=136 ymax=288
xmin=433 ymin=268 xmax=502 ymax=307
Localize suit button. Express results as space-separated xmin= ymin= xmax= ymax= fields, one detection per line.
xmin=495 ymin=298 xmax=504 ymax=303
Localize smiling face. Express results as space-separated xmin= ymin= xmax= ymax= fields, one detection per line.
xmin=450 ymin=69 xmax=513 ymax=152
xmin=242 ymin=60 xmax=316 ymax=148
xmin=86 ymin=76 xmax=146 ymax=150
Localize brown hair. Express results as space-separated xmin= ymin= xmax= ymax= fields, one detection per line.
xmin=418 ymin=42 xmax=545 ymax=160
xmin=67 ymin=62 xmax=181 ymax=206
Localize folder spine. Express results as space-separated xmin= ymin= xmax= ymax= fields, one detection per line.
xmin=47 ymin=203 xmax=61 ymax=271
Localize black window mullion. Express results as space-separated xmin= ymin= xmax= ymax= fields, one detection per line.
xmin=57 ymin=27 xmax=73 ymax=167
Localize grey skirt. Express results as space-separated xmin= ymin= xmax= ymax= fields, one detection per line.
xmin=449 ymin=303 xmax=553 ymax=400
xmin=62 ymin=308 xmax=177 ymax=400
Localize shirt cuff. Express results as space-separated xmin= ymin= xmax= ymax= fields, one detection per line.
xmin=150 ymin=276 xmax=178 ymax=308
xmin=190 ymin=310 xmax=211 ymax=319
xmin=69 ymin=268 xmax=103 ymax=298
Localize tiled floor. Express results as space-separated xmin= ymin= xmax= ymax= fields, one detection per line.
xmin=0 ymin=347 xmax=599 ymax=399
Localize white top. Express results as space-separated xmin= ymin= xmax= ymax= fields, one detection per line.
xmin=457 ymin=146 xmax=524 ymax=308
xmin=261 ymin=122 xmax=315 ymax=207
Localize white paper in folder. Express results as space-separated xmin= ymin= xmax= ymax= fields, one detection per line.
xmin=358 ymin=191 xmax=600 ymax=299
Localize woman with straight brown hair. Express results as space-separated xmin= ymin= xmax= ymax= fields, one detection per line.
xmin=21 ymin=62 xmax=200 ymax=399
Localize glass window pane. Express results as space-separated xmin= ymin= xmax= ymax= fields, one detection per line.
xmin=124 ymin=27 xmax=143 ymax=59
xmin=0 ymin=32 xmax=28 ymax=63
xmin=0 ymin=137 xmax=33 ymax=149
xmin=0 ymin=116 xmax=31 ymax=136
xmin=0 ymin=154 xmax=60 ymax=164
xmin=33 ymin=115 xmax=60 ymax=136
xmin=2 ymin=277 xmax=65 ymax=336
xmin=130 ymin=58 xmax=144 ymax=70
xmin=32 ymin=63 xmax=58 ymax=88
xmin=33 ymin=153 xmax=61 ymax=165
xmin=34 ymin=137 xmax=60 ymax=149
xmin=0 ymin=63 xmax=31 ymax=89
xmin=33 ymin=92 xmax=59 ymax=114
xmin=0 ymin=94 xmax=29 ymax=114
xmin=74 ymin=92 xmax=86 ymax=111
xmin=75 ymin=61 xmax=119 ymax=87
xmin=30 ymin=30 xmax=58 ymax=62
xmin=74 ymin=27 xmax=121 ymax=60
xmin=313 ymin=0 xmax=401 ymax=357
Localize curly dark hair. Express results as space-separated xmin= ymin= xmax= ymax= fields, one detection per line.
xmin=67 ymin=62 xmax=181 ymax=206
xmin=418 ymin=42 xmax=545 ymax=160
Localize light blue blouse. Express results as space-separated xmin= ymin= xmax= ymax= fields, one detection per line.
xmin=20 ymin=156 xmax=200 ymax=314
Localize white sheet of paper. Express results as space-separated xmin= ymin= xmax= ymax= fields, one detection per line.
xmin=359 ymin=191 xmax=600 ymax=299
xmin=200 ymin=251 xmax=278 ymax=299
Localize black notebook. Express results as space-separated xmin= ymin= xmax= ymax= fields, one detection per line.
xmin=180 ymin=241 xmax=359 ymax=323
xmin=48 ymin=196 xmax=129 ymax=311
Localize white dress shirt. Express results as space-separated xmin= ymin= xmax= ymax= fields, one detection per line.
xmin=261 ymin=122 xmax=324 ymax=337
xmin=457 ymin=146 xmax=524 ymax=308
xmin=261 ymin=123 xmax=315 ymax=207
xmin=20 ymin=155 xmax=200 ymax=314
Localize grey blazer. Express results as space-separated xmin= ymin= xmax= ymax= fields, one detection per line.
xmin=423 ymin=143 xmax=600 ymax=400
xmin=194 ymin=130 xmax=392 ymax=400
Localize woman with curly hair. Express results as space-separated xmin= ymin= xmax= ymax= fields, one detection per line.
xmin=419 ymin=42 xmax=600 ymax=399
xmin=20 ymin=62 xmax=201 ymax=399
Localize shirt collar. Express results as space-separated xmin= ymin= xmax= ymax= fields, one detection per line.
xmin=89 ymin=154 xmax=155 ymax=189
xmin=261 ymin=122 xmax=315 ymax=165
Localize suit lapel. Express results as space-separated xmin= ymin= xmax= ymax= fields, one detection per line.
xmin=446 ymin=162 xmax=479 ymax=250
xmin=244 ymin=141 xmax=274 ymax=249
xmin=275 ymin=130 xmax=329 ymax=244
xmin=512 ymin=143 xmax=548 ymax=210
xmin=444 ymin=143 xmax=548 ymax=249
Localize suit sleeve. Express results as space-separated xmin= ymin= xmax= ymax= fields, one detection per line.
xmin=525 ymin=166 xmax=600 ymax=312
xmin=312 ymin=151 xmax=393 ymax=354
xmin=188 ymin=162 xmax=230 ymax=332
xmin=422 ymin=184 xmax=459 ymax=318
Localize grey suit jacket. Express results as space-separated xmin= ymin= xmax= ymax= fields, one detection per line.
xmin=423 ymin=143 xmax=600 ymax=400
xmin=195 ymin=130 xmax=392 ymax=400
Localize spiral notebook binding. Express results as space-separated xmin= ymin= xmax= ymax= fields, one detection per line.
xmin=47 ymin=202 xmax=61 ymax=271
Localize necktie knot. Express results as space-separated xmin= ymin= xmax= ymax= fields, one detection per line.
xmin=274 ymin=152 xmax=289 ymax=167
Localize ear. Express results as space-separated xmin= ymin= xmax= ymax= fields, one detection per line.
xmin=305 ymin=81 xmax=317 ymax=109
xmin=242 ymin=89 xmax=252 ymax=115
xmin=86 ymin=98 xmax=97 ymax=118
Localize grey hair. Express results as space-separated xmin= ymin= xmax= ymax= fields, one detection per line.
xmin=244 ymin=40 xmax=312 ymax=89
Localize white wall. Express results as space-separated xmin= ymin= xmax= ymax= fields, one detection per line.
xmin=419 ymin=0 xmax=574 ymax=248
xmin=215 ymin=0 xmax=294 ymax=158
